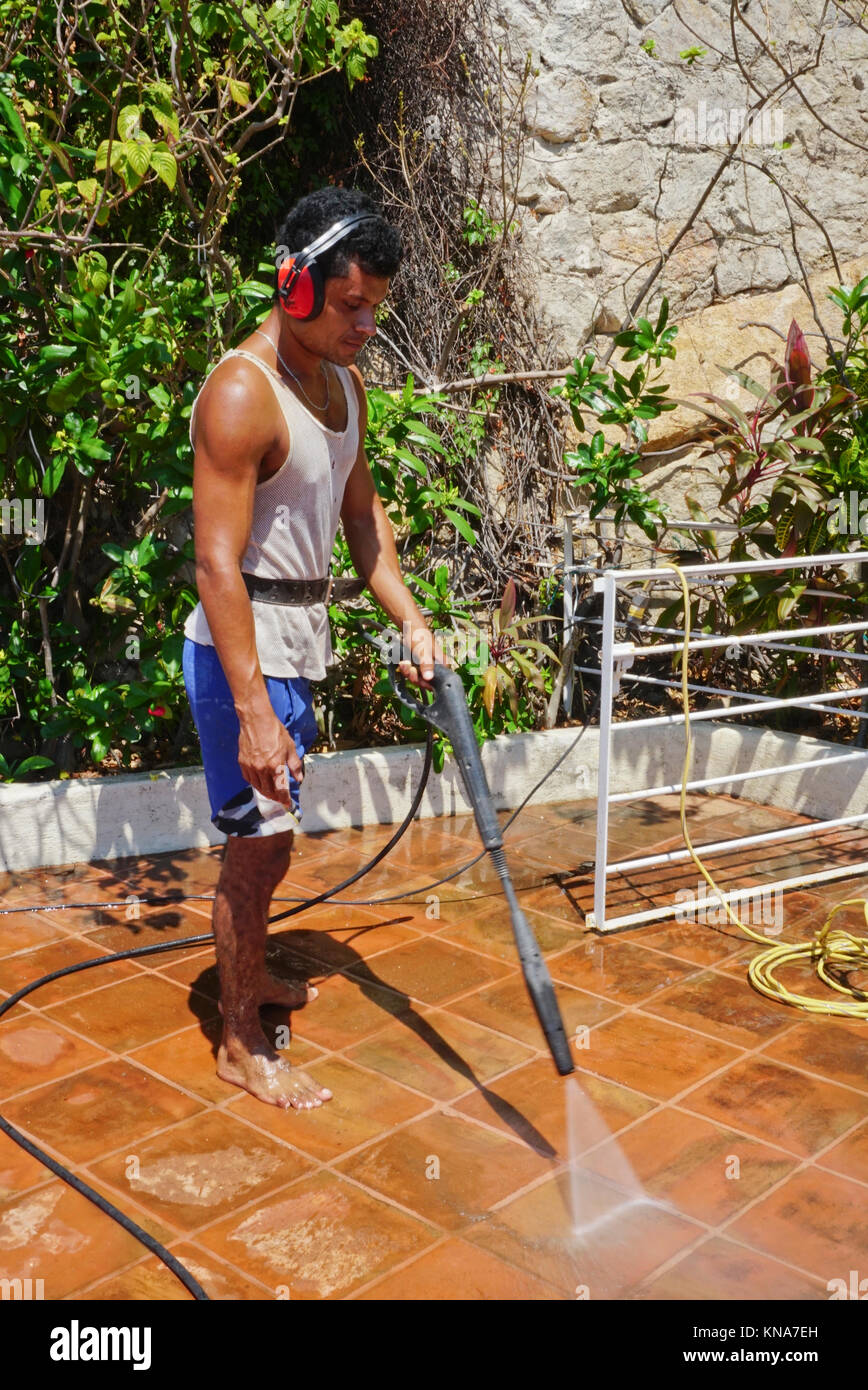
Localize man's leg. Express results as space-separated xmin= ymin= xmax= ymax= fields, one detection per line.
xmin=214 ymin=828 xmax=333 ymax=1110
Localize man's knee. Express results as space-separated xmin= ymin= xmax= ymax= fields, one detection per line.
xmin=223 ymin=829 xmax=293 ymax=885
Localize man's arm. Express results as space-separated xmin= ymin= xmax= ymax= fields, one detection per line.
xmin=340 ymin=368 xmax=443 ymax=685
xmin=190 ymin=361 xmax=302 ymax=804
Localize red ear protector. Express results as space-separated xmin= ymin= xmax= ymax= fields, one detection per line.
xmin=276 ymin=212 xmax=379 ymax=321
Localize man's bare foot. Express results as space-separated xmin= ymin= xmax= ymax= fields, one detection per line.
xmin=218 ymin=972 xmax=317 ymax=1017
xmin=217 ymin=1037 xmax=333 ymax=1110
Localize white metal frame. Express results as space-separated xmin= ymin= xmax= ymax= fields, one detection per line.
xmin=561 ymin=528 xmax=868 ymax=933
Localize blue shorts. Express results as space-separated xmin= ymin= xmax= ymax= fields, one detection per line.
xmin=182 ymin=638 xmax=318 ymax=838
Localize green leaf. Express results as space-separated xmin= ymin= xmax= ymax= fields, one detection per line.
xmin=124 ymin=138 xmax=151 ymax=178
xmin=443 ymin=508 xmax=477 ymax=545
xmin=148 ymin=143 xmax=176 ymax=190
xmin=117 ymin=105 xmax=142 ymax=140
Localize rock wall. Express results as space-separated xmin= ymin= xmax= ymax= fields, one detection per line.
xmin=492 ymin=0 xmax=868 ymax=453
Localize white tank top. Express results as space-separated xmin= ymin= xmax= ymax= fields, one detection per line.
xmin=183 ymin=348 xmax=361 ymax=680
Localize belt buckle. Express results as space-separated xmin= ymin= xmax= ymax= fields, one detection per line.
xmin=324 ymin=576 xmax=334 ymax=605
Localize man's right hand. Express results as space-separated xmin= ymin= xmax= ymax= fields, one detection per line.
xmin=237 ymin=711 xmax=302 ymax=806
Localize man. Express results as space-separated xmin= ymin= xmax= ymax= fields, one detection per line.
xmin=182 ymin=187 xmax=441 ymax=1111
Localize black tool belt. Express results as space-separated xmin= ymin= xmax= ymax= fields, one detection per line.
xmin=242 ymin=572 xmax=365 ymax=606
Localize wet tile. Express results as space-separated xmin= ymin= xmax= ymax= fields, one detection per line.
xmin=549 ymin=938 xmax=696 ymax=1003
xmin=574 ymin=1012 xmax=741 ymax=1101
xmin=356 ymin=1238 xmax=563 ymax=1300
xmin=96 ymin=846 xmax=226 ymax=898
xmin=273 ymin=913 xmax=423 ymax=972
xmin=467 ymin=1169 xmax=702 ymax=1298
xmin=2 ymin=1060 xmax=203 ymax=1164
xmin=815 ymin=1123 xmax=868 ymax=1184
xmin=761 ymin=1019 xmax=868 ymax=1093
xmin=85 ymin=906 xmax=213 ymax=959
xmin=228 ymin=1056 xmax=430 ymax=1162
xmin=0 ymin=1181 xmax=154 ymax=1299
xmin=196 ymin=1170 xmax=438 ymax=1299
xmin=617 ymin=918 xmax=748 ymax=966
xmin=76 ymin=1243 xmax=271 ymax=1300
xmin=644 ymin=971 xmax=798 ymax=1048
xmin=728 ymin=1166 xmax=868 ymax=1281
xmin=447 ymin=974 xmax=620 ymax=1050
xmin=0 ymin=936 xmax=143 ymax=1009
xmin=343 ymin=937 xmax=512 ymax=1006
xmin=634 ymin=1235 xmax=829 ymax=1300
xmin=0 ymin=1015 xmax=109 ymax=1099
xmin=345 ymin=1007 xmax=535 ymax=1101
xmin=0 ymin=1129 xmax=54 ymax=1200
xmin=0 ymin=911 xmax=67 ymax=959
xmin=453 ymin=1057 xmax=655 ymax=1157
xmin=682 ymin=1056 xmax=868 ymax=1157
xmin=46 ymin=974 xmax=217 ymax=1053
xmin=438 ymin=905 xmax=582 ymax=963
xmin=88 ymin=1109 xmax=313 ymax=1233
xmin=577 ymin=1107 xmax=798 ymax=1225
xmin=507 ymin=822 xmax=599 ymax=874
xmin=336 ymin=1110 xmax=552 ymax=1229
xmin=290 ymin=972 xmax=414 ymax=1051
xmin=379 ymin=819 xmax=472 ymax=870
xmin=282 ymin=849 xmax=434 ymax=901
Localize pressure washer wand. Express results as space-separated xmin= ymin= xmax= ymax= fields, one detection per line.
xmin=362 ymin=623 xmax=575 ymax=1076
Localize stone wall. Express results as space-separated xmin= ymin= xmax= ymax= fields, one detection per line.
xmin=491 ymin=0 xmax=868 ymax=458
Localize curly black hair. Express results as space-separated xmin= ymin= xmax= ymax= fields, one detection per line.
xmin=274 ymin=188 xmax=402 ymax=295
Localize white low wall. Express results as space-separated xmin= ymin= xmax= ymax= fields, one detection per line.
xmin=1 ymin=722 xmax=867 ymax=872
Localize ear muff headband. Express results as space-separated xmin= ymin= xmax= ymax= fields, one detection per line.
xmin=277 ymin=212 xmax=379 ymax=321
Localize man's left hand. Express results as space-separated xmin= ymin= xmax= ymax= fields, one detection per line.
xmin=397 ymin=625 xmax=448 ymax=689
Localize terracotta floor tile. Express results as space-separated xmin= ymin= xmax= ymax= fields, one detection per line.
xmin=573 ymin=1012 xmax=741 ymax=1101
xmin=447 ymin=974 xmax=620 ymax=1050
xmin=95 ymin=846 xmax=226 ymax=898
xmin=228 ymin=1056 xmax=430 ymax=1162
xmin=467 ymin=1169 xmax=702 ymax=1298
xmin=272 ymin=913 xmax=423 ymax=972
xmin=815 ymin=1122 xmax=868 ymax=1184
xmin=356 ymin=1237 xmax=564 ymax=1300
xmin=644 ymin=970 xmax=798 ymax=1049
xmin=87 ymin=1108 xmax=314 ymax=1233
xmin=343 ymin=936 xmax=512 ymax=1006
xmin=453 ymin=1057 xmax=655 ymax=1158
xmin=0 ymin=1181 xmax=155 ymax=1299
xmin=336 ymin=1109 xmax=552 ymax=1229
xmin=577 ymin=1107 xmax=798 ymax=1226
xmin=444 ymin=853 xmax=546 ymax=896
xmin=728 ymin=1166 xmax=868 ymax=1280
xmin=290 ymin=971 xmax=414 ymax=1051
xmin=437 ymin=905 xmax=582 ymax=963
xmin=0 ymin=1015 xmax=109 ymax=1099
xmin=618 ymin=918 xmax=749 ymax=966
xmin=1 ymin=1060 xmax=203 ymax=1164
xmin=507 ymin=822 xmax=600 ymax=875
xmin=46 ymin=973 xmax=218 ymax=1054
xmin=282 ymin=849 xmax=434 ymax=901
xmin=682 ymin=1055 xmax=868 ymax=1157
xmin=514 ymin=880 xmax=587 ymax=926
xmin=345 ymin=1007 xmax=535 ymax=1102
xmin=0 ymin=861 xmax=117 ymax=908
xmin=634 ymin=1235 xmax=829 ymax=1301
xmin=548 ymin=937 xmax=697 ymax=1003
xmin=0 ymin=936 xmax=144 ymax=1009
xmin=378 ymin=820 xmax=473 ymax=871
xmin=195 ymin=1170 xmax=438 ymax=1299
xmin=85 ymin=906 xmax=213 ymax=959
xmin=76 ymin=1243 xmax=271 ymax=1300
xmin=0 ymin=911 xmax=67 ymax=959
xmin=760 ymin=1018 xmax=868 ymax=1093
xmin=0 ymin=1128 xmax=54 ymax=1200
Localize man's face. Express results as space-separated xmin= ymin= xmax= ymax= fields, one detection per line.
xmin=298 ymin=260 xmax=390 ymax=366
